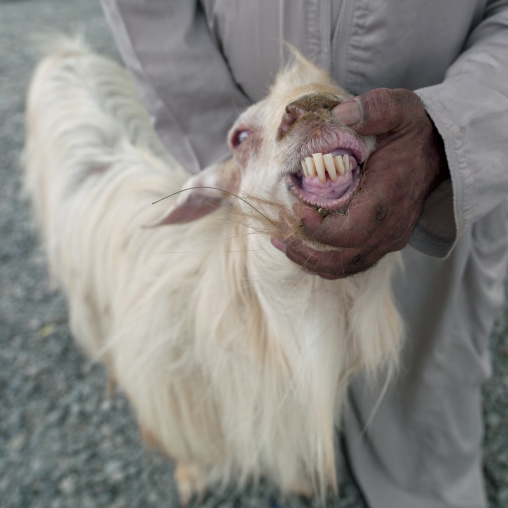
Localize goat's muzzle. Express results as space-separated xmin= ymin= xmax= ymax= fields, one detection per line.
xmin=276 ymin=93 xmax=343 ymax=142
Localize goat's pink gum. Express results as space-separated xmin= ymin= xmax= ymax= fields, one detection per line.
xmin=287 ymin=168 xmax=361 ymax=211
xmin=301 ymin=172 xmax=353 ymax=199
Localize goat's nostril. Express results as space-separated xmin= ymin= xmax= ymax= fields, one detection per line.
xmin=276 ymin=93 xmax=342 ymax=141
xmin=286 ymin=103 xmax=308 ymax=119
xmin=276 ymin=107 xmax=300 ymax=141
xmin=289 ymin=93 xmax=342 ymax=114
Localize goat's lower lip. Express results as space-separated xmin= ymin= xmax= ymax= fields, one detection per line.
xmin=286 ymin=168 xmax=362 ymax=212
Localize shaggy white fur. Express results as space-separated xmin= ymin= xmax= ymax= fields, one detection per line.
xmin=24 ymin=37 xmax=402 ymax=502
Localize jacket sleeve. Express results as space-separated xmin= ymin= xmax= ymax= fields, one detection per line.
xmin=100 ymin=0 xmax=251 ymax=174
xmin=412 ymin=0 xmax=508 ymax=257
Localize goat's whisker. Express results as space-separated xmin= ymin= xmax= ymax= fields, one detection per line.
xmin=152 ymin=186 xmax=277 ymax=225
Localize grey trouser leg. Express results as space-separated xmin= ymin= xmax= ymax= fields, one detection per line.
xmin=342 ymin=209 xmax=508 ymax=508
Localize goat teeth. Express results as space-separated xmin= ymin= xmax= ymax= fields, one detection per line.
xmin=312 ymin=153 xmax=326 ymax=183
xmin=344 ymin=154 xmax=351 ymax=173
xmin=334 ymin=155 xmax=345 ymax=176
xmin=301 ymin=159 xmax=309 ymax=177
xmin=323 ymin=154 xmax=337 ymax=181
xmin=305 ymin=156 xmax=317 ymax=178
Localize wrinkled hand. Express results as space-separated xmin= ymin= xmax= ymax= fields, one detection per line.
xmin=272 ymin=88 xmax=449 ymax=279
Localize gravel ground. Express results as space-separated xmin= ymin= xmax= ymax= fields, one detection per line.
xmin=0 ymin=1 xmax=507 ymax=507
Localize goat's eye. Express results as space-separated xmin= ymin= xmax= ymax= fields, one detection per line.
xmin=232 ymin=129 xmax=251 ymax=148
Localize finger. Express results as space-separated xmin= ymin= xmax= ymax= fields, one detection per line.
xmin=298 ymin=206 xmax=369 ymax=249
xmin=281 ymin=236 xmax=383 ymax=279
xmin=273 ymin=207 xmax=364 ymax=269
xmin=282 ymin=239 xmax=350 ymax=278
xmin=297 ymin=174 xmax=391 ymax=249
xmin=332 ymin=88 xmax=423 ymax=136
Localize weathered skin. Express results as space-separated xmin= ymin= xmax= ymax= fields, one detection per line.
xmin=272 ymin=88 xmax=449 ymax=278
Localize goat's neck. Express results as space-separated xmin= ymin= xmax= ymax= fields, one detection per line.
xmin=197 ymin=220 xmax=350 ymax=365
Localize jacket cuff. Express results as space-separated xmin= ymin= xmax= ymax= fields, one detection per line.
xmin=410 ymin=179 xmax=456 ymax=257
xmin=409 ymin=86 xmax=471 ymax=258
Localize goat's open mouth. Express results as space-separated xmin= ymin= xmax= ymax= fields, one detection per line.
xmin=287 ymin=149 xmax=363 ymax=213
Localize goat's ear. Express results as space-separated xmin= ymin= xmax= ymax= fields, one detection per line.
xmin=153 ymin=158 xmax=241 ymax=225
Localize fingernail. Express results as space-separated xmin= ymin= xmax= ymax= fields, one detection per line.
xmin=301 ymin=266 xmax=320 ymax=276
xmin=333 ymin=98 xmax=362 ymax=126
xmin=271 ymin=237 xmax=287 ymax=254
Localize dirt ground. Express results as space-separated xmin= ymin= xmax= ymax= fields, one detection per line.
xmin=0 ymin=1 xmax=507 ymax=507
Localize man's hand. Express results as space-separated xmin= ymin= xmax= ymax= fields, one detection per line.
xmin=272 ymin=88 xmax=448 ymax=279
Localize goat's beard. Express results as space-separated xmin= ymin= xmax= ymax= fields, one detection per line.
xmin=230 ymin=192 xmax=349 ymax=253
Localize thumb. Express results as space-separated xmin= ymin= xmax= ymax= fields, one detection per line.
xmin=333 ymin=88 xmax=421 ymax=136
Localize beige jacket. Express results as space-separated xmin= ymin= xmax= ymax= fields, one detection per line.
xmin=102 ymin=0 xmax=508 ymax=258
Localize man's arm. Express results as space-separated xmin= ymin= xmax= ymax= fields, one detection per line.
xmin=274 ymin=2 xmax=508 ymax=277
xmin=414 ymin=1 xmax=508 ymax=255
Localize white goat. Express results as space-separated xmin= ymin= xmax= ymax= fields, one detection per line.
xmin=24 ymin=37 xmax=402 ymax=503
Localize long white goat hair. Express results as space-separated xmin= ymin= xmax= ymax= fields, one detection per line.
xmin=24 ymin=36 xmax=402 ymax=501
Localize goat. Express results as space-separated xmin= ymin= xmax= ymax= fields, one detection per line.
xmin=23 ymin=37 xmax=402 ymax=504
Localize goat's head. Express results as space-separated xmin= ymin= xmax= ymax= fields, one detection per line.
xmin=159 ymin=54 xmax=376 ymax=251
